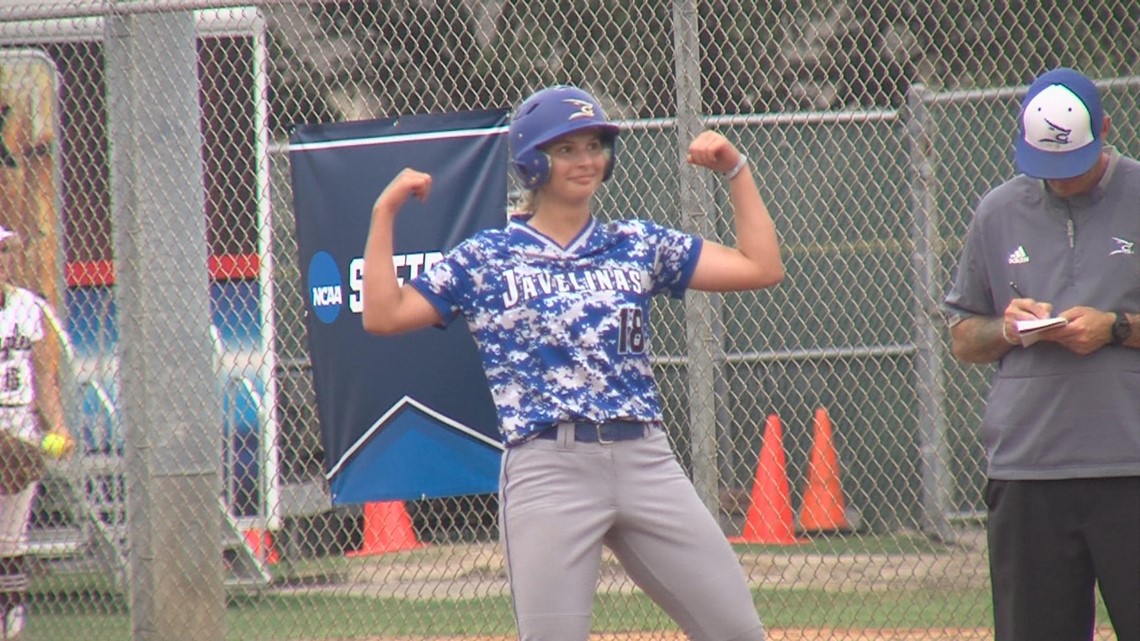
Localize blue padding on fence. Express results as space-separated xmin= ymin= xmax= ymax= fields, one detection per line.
xmin=65 ymin=280 xmax=261 ymax=356
xmin=79 ymin=380 xmax=119 ymax=454
xmin=222 ymin=377 xmax=263 ymax=516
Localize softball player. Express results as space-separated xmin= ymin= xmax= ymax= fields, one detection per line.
xmin=0 ymin=226 xmax=71 ymax=640
xmin=362 ymin=86 xmax=783 ymax=641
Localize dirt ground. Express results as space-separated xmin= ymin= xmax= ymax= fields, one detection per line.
xmin=342 ymin=631 xmax=996 ymax=641
xmin=357 ymin=629 xmax=1127 ymax=641
xmin=285 ymin=529 xmax=992 ymax=599
xmin=286 ymin=529 xmax=1117 ymax=640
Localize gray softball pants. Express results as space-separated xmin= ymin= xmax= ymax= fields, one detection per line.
xmin=499 ymin=424 xmax=766 ymax=641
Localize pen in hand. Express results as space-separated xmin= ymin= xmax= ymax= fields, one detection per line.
xmin=1009 ymin=281 xmax=1047 ymax=320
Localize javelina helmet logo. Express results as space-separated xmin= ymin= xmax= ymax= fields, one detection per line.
xmin=564 ymin=98 xmax=598 ymax=121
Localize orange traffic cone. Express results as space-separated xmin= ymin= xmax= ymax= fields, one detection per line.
xmin=729 ymin=414 xmax=804 ymax=545
xmin=798 ymin=407 xmax=850 ymax=533
xmin=243 ymin=527 xmax=280 ymax=564
xmin=347 ymin=501 xmax=426 ymax=557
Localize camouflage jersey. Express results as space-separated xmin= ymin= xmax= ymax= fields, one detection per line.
xmin=411 ymin=215 xmax=701 ymax=446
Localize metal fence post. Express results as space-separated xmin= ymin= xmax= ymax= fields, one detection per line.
xmin=673 ymin=0 xmax=723 ymax=520
xmin=904 ymin=83 xmax=954 ymax=542
xmin=105 ymin=11 xmax=225 ymax=641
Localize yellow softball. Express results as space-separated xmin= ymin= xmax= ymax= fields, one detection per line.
xmin=41 ymin=433 xmax=68 ymax=459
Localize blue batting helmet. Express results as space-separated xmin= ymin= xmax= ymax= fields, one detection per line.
xmin=509 ymin=86 xmax=620 ymax=189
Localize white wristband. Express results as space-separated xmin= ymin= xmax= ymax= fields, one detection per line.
xmin=723 ymin=155 xmax=748 ymax=180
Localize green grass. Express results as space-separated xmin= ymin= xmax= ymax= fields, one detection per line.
xmin=21 ymin=531 xmax=1112 ymax=640
xmin=24 ymin=585 xmax=1117 ymax=640
xmin=26 ymin=584 xmax=998 ymax=640
xmin=755 ymin=589 xmax=993 ymax=629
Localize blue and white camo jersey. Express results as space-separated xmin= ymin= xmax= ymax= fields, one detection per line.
xmin=410 ymin=215 xmax=702 ymax=446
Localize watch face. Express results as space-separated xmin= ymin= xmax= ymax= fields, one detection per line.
xmin=1113 ymin=314 xmax=1132 ymax=343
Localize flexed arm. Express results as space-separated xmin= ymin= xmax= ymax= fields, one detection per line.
xmin=684 ymin=131 xmax=784 ymax=292
xmin=361 ymin=169 xmax=444 ymax=335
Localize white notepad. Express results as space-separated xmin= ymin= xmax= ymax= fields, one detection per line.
xmin=1015 ymin=317 xmax=1068 ymax=346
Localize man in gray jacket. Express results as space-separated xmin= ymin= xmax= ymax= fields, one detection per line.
xmin=944 ymin=67 xmax=1140 ymax=641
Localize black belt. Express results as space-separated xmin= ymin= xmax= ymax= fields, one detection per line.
xmin=534 ymin=421 xmax=650 ymax=444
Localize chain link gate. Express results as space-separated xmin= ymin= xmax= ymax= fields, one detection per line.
xmin=0 ymin=1 xmax=1135 ymax=640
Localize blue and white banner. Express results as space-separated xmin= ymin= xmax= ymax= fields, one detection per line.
xmin=289 ymin=109 xmax=508 ymax=505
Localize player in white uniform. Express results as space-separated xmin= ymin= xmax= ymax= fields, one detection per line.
xmin=361 ymin=86 xmax=783 ymax=641
xmin=0 ymin=226 xmax=71 ymax=640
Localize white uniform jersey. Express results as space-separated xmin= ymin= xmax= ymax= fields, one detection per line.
xmin=0 ymin=286 xmax=45 ymax=407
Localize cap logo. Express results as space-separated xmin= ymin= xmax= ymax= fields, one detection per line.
xmin=564 ymin=98 xmax=598 ymax=121
xmin=1038 ymin=118 xmax=1072 ymax=146
xmin=1022 ymin=84 xmax=1094 ymax=153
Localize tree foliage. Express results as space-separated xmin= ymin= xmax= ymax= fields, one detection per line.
xmin=265 ymin=0 xmax=1140 ymax=135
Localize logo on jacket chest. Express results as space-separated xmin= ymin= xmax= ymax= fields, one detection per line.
xmin=1110 ymin=236 xmax=1134 ymax=256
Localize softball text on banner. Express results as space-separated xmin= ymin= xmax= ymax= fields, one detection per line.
xmin=289 ymin=110 xmax=508 ymax=505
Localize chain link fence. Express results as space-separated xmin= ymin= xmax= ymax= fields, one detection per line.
xmin=0 ymin=1 xmax=1136 ymax=640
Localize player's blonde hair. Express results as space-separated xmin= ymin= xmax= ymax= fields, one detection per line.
xmin=509 ymin=189 xmax=538 ymax=218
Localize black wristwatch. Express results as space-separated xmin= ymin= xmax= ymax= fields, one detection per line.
xmin=1110 ymin=312 xmax=1132 ymax=346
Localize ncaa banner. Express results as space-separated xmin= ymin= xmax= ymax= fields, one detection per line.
xmin=290 ymin=110 xmax=508 ymax=505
